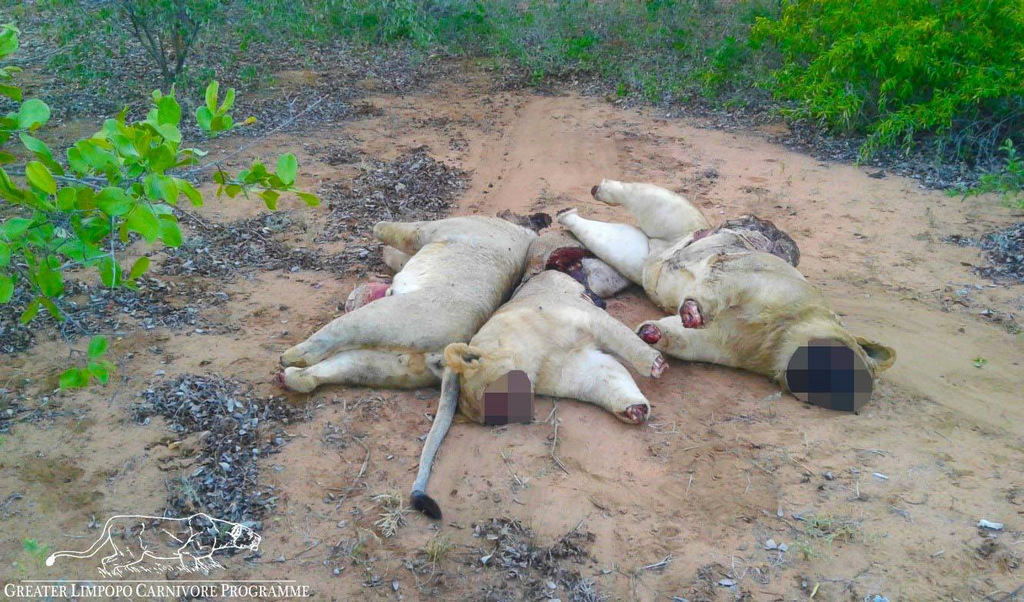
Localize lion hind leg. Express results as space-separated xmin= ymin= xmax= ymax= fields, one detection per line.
xmin=281 ymin=350 xmax=442 ymax=393
xmin=591 ymin=179 xmax=709 ymax=241
xmin=557 ymin=210 xmax=649 ymax=284
xmin=281 ymin=294 xmax=450 ymax=368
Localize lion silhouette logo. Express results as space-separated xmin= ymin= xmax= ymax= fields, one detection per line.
xmin=45 ymin=513 xmax=261 ymax=577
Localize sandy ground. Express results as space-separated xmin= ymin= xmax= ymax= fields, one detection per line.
xmin=1 ymin=70 xmax=1023 ymax=601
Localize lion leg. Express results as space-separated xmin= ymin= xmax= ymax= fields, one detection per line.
xmin=280 ymin=350 xmax=442 ymax=393
xmin=539 ymin=348 xmax=652 ymax=424
xmin=557 ymin=209 xmax=649 ymax=284
xmin=588 ymin=309 xmax=666 ymax=378
xmin=372 ymin=220 xmax=433 ymax=255
xmin=373 ymin=218 xmax=475 ymax=255
xmin=281 ymin=294 xmax=455 ymax=368
xmin=590 ymin=179 xmax=709 ymax=241
xmin=636 ymin=316 xmax=735 ymax=366
xmin=382 ymin=246 xmax=411 ymax=272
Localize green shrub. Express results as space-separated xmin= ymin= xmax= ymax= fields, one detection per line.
xmin=964 ymin=139 xmax=1024 ymax=207
xmin=0 ymin=25 xmax=319 ymax=387
xmin=752 ymin=0 xmax=1024 ymax=161
xmin=120 ymin=0 xmax=223 ymax=86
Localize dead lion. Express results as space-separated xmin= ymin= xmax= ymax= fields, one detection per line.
xmin=558 ymin=179 xmax=895 ymax=397
xmin=278 ymin=215 xmax=542 ymax=393
xmin=409 ymin=269 xmax=667 ymax=519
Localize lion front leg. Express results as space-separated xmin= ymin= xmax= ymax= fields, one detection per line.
xmin=539 ymin=348 xmax=652 ymax=424
xmin=636 ymin=316 xmax=734 ymax=367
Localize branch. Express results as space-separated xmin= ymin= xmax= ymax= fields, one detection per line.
xmin=181 ymin=94 xmax=328 ymax=179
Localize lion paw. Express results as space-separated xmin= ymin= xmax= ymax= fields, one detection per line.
xmin=619 ymin=403 xmax=650 ymax=424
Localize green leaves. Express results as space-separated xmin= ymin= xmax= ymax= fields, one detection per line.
xmin=754 ymin=0 xmax=1024 ymax=160
xmin=158 ymin=219 xmax=182 ymax=247
xmin=214 ymin=154 xmax=319 ymax=208
xmin=297 ymin=191 xmax=320 ymax=207
xmin=25 ymin=161 xmax=57 ymax=195
xmin=0 ymin=19 xmax=322 ymax=391
xmin=276 ymin=153 xmax=298 ymax=186
xmin=96 ymin=187 xmax=132 ymax=216
xmin=10 ymin=99 xmax=50 ymax=130
xmin=87 ymin=335 xmax=108 ymax=358
xmin=176 ymin=178 xmax=203 ymax=206
xmin=196 ymin=80 xmax=242 ymax=135
xmin=59 ymin=368 xmax=90 ymax=389
xmin=0 ymin=273 xmax=12 ymax=303
xmin=125 ymin=203 xmax=160 ymax=242
xmin=98 ymin=256 xmax=122 ymax=287
xmin=156 ymin=93 xmax=182 ymax=126
xmin=144 ymin=173 xmax=178 ymax=204
xmin=0 ymin=24 xmax=20 ymax=60
xmin=20 ymin=134 xmax=63 ymax=175
xmin=60 ymin=335 xmax=114 ymax=389
xmin=128 ymin=256 xmax=150 ymax=280
xmin=1 ymin=217 xmax=32 ymax=238
xmin=88 ymin=360 xmax=114 ymax=384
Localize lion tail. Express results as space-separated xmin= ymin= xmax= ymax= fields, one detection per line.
xmin=409 ymin=367 xmax=460 ymax=520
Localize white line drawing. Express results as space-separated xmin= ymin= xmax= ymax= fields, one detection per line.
xmin=45 ymin=513 xmax=261 ymax=577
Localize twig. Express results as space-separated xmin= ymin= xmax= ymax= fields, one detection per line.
xmin=549 ymin=410 xmax=569 ymax=475
xmin=788 ymin=457 xmax=815 ymax=475
xmin=271 ymin=541 xmax=320 ymax=563
xmin=183 ymin=95 xmax=328 ymax=178
xmin=639 ymin=554 xmax=673 ymax=572
xmin=500 ymin=451 xmax=527 ymax=490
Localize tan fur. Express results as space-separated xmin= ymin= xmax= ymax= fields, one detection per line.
xmin=280 ymin=216 xmax=537 ymax=392
xmin=409 ymin=270 xmax=666 ymax=516
xmin=560 ymin=180 xmax=895 ymax=388
xmin=446 ymin=270 xmax=664 ymax=423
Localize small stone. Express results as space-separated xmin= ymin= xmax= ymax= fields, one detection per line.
xmin=978 ymin=519 xmax=1004 ymax=530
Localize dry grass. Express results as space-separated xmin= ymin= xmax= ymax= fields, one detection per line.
xmin=801 ymin=514 xmax=861 ymax=544
xmin=371 ymin=489 xmax=407 ymax=539
xmin=420 ymin=533 xmax=454 ymax=564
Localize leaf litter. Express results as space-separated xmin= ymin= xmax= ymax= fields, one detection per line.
xmin=135 ymin=374 xmax=303 ymax=526
xmin=471 ymin=517 xmax=604 ymax=602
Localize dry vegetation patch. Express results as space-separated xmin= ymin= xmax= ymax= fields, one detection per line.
xmin=134 ymin=375 xmax=304 ymax=524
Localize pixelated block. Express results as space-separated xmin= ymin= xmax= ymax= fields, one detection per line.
xmin=786 ymin=339 xmax=873 ymax=412
xmin=483 ymin=370 xmax=533 ymax=425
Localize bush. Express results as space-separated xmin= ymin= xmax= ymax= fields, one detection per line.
xmin=963 ymin=139 xmax=1024 ymax=207
xmin=752 ymin=0 xmax=1024 ymax=161
xmin=120 ymin=0 xmax=222 ymax=86
xmin=36 ymin=0 xmax=777 ymax=105
xmin=0 ymin=25 xmax=318 ymax=387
